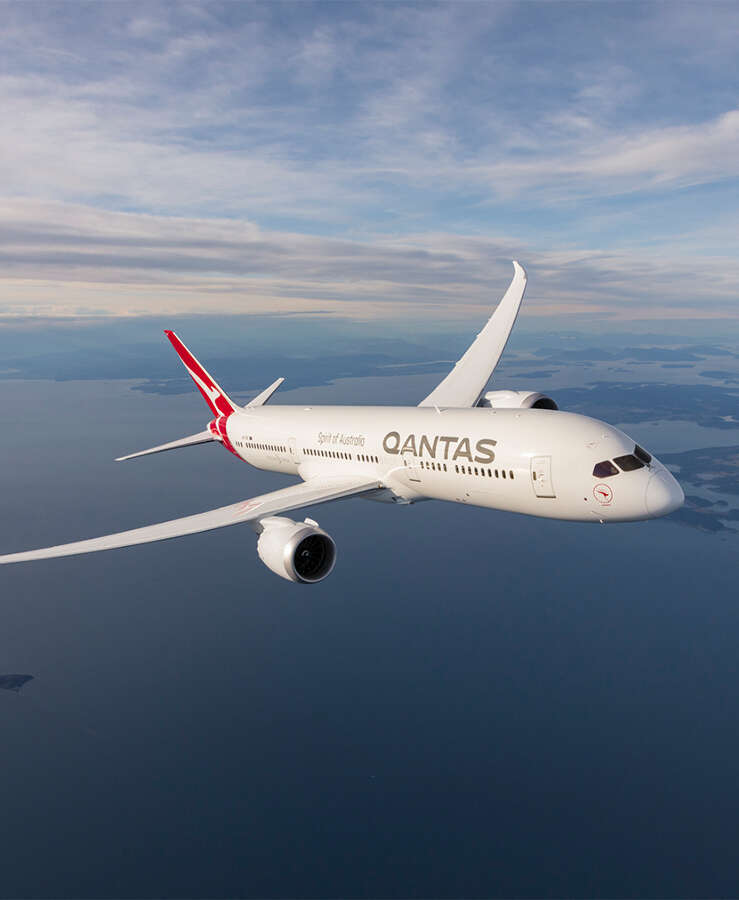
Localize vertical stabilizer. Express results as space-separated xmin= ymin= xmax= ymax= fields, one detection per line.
xmin=164 ymin=330 xmax=237 ymax=417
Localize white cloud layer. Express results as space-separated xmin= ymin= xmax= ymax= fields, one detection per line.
xmin=1 ymin=199 xmax=736 ymax=321
xmin=0 ymin=2 xmax=737 ymax=320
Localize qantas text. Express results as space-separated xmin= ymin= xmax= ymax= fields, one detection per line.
xmin=382 ymin=431 xmax=496 ymax=463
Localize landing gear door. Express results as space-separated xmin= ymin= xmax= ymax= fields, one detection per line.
xmin=531 ymin=455 xmax=555 ymax=498
xmin=401 ymin=449 xmax=421 ymax=482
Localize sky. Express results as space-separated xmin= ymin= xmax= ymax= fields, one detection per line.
xmin=1 ymin=6 xmax=739 ymax=893
xmin=1 ymin=0 xmax=738 ymax=321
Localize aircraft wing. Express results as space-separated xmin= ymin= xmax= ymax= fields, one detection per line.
xmin=418 ymin=260 xmax=527 ymax=408
xmin=0 ymin=475 xmax=380 ymax=565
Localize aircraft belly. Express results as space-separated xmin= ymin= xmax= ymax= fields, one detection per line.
xmin=463 ymin=488 xmax=501 ymax=509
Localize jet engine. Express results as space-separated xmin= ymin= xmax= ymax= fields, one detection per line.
xmin=478 ymin=389 xmax=558 ymax=410
xmin=256 ymin=516 xmax=336 ymax=584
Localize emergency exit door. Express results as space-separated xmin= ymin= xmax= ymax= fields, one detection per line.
xmin=531 ymin=456 xmax=555 ymax=498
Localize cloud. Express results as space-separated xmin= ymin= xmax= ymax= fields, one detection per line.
xmin=0 ymin=2 xmax=737 ymax=322
xmin=0 ymin=199 xmax=736 ymax=321
xmin=2 ymin=3 xmax=736 ymax=218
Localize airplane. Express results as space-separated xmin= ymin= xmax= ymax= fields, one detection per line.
xmin=0 ymin=261 xmax=684 ymax=583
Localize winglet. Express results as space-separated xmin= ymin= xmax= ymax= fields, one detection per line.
xmin=164 ymin=330 xmax=236 ymax=417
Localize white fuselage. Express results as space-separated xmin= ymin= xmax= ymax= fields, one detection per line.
xmin=0 ymin=263 xmax=685 ymax=577
xmin=223 ymin=405 xmax=683 ymax=523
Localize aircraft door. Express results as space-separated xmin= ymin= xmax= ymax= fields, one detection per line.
xmin=401 ymin=449 xmax=421 ymax=482
xmin=531 ymin=455 xmax=555 ymax=498
xmin=289 ymin=438 xmax=297 ymax=458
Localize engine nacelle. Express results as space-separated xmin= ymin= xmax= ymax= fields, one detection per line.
xmin=256 ymin=516 xmax=336 ymax=584
xmin=477 ymin=389 xmax=558 ymax=410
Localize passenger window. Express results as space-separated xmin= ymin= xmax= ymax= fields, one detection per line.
xmin=593 ymin=460 xmax=619 ymax=478
xmin=614 ymin=454 xmax=645 ymax=472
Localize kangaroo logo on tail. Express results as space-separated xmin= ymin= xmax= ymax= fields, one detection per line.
xmin=164 ymin=330 xmax=236 ymax=418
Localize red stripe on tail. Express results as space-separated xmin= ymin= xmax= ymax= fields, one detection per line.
xmin=164 ymin=330 xmax=236 ymax=417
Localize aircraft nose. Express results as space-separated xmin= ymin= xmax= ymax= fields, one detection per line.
xmin=645 ymin=469 xmax=684 ymax=517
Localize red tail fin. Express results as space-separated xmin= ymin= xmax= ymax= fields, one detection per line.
xmin=164 ymin=330 xmax=236 ymax=417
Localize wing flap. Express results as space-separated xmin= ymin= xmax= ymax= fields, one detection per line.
xmin=419 ymin=261 xmax=527 ymax=408
xmin=0 ymin=476 xmax=380 ymax=565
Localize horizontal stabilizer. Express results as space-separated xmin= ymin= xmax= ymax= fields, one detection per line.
xmin=116 ymin=430 xmax=216 ymax=462
xmin=246 ymin=377 xmax=284 ymax=407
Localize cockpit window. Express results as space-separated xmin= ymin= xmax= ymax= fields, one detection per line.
xmin=593 ymin=460 xmax=619 ymax=478
xmin=614 ymin=454 xmax=645 ymax=472
xmin=634 ymin=444 xmax=652 ymax=465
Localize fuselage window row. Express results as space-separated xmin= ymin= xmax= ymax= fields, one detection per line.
xmin=300 ymin=448 xmax=361 ymax=461
xmin=453 ymin=464 xmax=514 ymax=480
xmin=421 ymin=461 xmax=448 ymax=472
xmin=242 ymin=442 xmax=286 ymax=453
xmin=240 ymin=443 xmax=514 ymax=480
